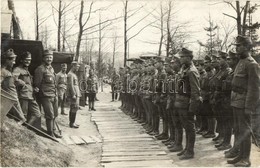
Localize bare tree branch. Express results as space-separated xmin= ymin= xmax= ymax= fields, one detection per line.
xmin=127 ymin=8 xmax=156 ymax=32
xmin=223 ymin=13 xmax=237 ymax=20
xmin=224 ymin=0 xmax=237 ymax=11
xmin=127 ymin=20 xmax=157 ymax=41
xmin=83 ymin=2 xmax=94 ymax=27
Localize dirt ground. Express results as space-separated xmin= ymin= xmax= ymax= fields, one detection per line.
xmin=56 ymin=104 xmax=102 ymax=167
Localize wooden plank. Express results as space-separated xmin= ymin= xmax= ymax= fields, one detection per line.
xmin=102 ymin=151 xmax=166 ymax=157
xmin=103 ymin=141 xmax=158 ymax=146
xmin=81 ymin=136 xmax=96 ymax=144
xmin=62 ymin=135 xmax=75 ymax=145
xmin=101 ymin=156 xmax=171 ymax=162
xmin=90 ymin=135 xmax=102 ymax=143
xmin=104 ymin=134 xmax=151 ymax=139
xmin=70 ymin=136 xmax=86 ymax=145
xmin=102 ymin=160 xmax=173 ymax=167
xmin=104 ymin=138 xmax=154 ymax=142
xmin=103 ymin=148 xmax=164 ymax=152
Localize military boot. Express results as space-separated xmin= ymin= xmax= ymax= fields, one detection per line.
xmin=234 ymin=159 xmax=251 ymax=167
xmin=46 ymin=119 xmax=54 ymax=137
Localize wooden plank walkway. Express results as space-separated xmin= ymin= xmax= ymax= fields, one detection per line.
xmin=91 ymin=106 xmax=174 ymax=167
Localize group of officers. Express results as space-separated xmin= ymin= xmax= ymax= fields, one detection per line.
xmin=114 ymin=35 xmax=259 ymax=167
xmin=1 ymin=49 xmax=98 ymax=138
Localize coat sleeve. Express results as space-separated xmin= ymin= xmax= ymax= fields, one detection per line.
xmin=188 ymin=70 xmax=201 ymax=113
xmin=34 ymin=66 xmax=43 ymax=89
xmin=67 ymin=73 xmax=75 ymax=97
xmin=245 ymin=62 xmax=260 ymax=111
xmin=13 ymin=68 xmax=26 ymax=87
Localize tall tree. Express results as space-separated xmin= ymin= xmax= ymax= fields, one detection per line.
xmin=223 ymin=0 xmax=250 ymax=35
xmin=8 ymin=0 xmax=23 ymax=39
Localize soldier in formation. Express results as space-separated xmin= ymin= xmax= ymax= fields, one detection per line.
xmin=118 ymin=35 xmax=259 ymax=164
xmin=56 ymin=63 xmax=68 ymax=115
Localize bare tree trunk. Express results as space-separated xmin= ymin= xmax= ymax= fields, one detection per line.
xmin=75 ymin=0 xmax=84 ymax=60
xmin=158 ymin=3 xmax=163 ymax=56
xmin=242 ymin=1 xmax=249 ymax=36
xmin=236 ymin=1 xmax=242 ymax=35
xmin=35 ymin=0 xmax=39 ymax=40
xmin=124 ymin=0 xmax=128 ymax=67
xmin=8 ymin=0 xmax=22 ymax=39
xmin=57 ymin=0 xmax=62 ymax=51
xmin=112 ymin=34 xmax=117 ymax=68
xmin=166 ymin=1 xmax=172 ymax=57
xmin=62 ymin=14 xmax=66 ymax=52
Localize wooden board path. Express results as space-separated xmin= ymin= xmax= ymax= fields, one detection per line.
xmin=91 ymin=104 xmax=174 ymax=167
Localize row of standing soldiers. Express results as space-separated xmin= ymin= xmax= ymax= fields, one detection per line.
xmin=116 ymin=35 xmax=259 ymax=167
xmin=1 ymin=49 xmax=98 ymax=138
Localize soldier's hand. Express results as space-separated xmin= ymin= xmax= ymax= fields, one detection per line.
xmin=34 ymin=87 xmax=39 ymax=92
xmin=198 ymin=96 xmax=203 ymax=103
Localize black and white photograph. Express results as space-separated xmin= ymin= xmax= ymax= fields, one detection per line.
xmin=1 ymin=0 xmax=260 ymax=167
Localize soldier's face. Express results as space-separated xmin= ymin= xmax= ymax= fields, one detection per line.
xmin=236 ymin=44 xmax=247 ymax=54
xmin=22 ymin=58 xmax=31 ymax=67
xmin=180 ymin=56 xmax=190 ymax=65
xmin=6 ymin=57 xmax=16 ymax=68
xmin=43 ymin=55 xmax=53 ymax=65
xmin=61 ymin=66 xmax=67 ymax=72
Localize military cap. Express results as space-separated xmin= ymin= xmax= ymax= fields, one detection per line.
xmin=211 ymin=50 xmax=220 ymax=58
xmin=61 ymin=63 xmax=67 ymax=68
xmin=3 ymin=48 xmax=17 ymax=59
xmin=233 ymin=35 xmax=253 ymax=47
xmin=218 ymin=51 xmax=228 ymax=59
xmin=71 ymin=61 xmax=79 ymax=66
xmin=179 ymin=48 xmax=193 ymax=58
xmin=21 ymin=51 xmax=31 ymax=60
xmin=43 ymin=49 xmax=53 ymax=57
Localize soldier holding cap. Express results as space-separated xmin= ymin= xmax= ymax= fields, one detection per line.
xmin=34 ymin=49 xmax=61 ymax=138
xmin=1 ymin=49 xmax=26 ymax=123
xmin=13 ymin=51 xmax=42 ymax=125
xmin=67 ymin=61 xmax=81 ymax=128
xmin=174 ymin=48 xmax=201 ymax=160
xmin=56 ymin=63 xmax=68 ymax=115
xmin=228 ymin=35 xmax=260 ymax=167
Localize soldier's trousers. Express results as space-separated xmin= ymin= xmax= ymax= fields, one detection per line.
xmin=177 ymin=108 xmax=195 ymax=153
xmin=41 ymin=96 xmax=59 ymax=120
xmin=69 ymin=97 xmax=79 ymax=125
xmin=19 ymin=99 xmax=42 ymax=121
xmin=172 ymin=108 xmax=183 ymax=146
xmin=233 ymin=107 xmax=251 ymax=159
xmin=58 ymin=88 xmax=66 ymax=113
xmin=111 ymin=84 xmax=118 ymax=101
xmin=252 ymin=104 xmax=260 ymax=144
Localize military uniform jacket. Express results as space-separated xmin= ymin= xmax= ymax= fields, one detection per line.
xmin=67 ymin=71 xmax=81 ymax=98
xmin=200 ymin=70 xmax=211 ymax=101
xmin=231 ymin=56 xmax=260 ymax=111
xmin=87 ymin=75 xmax=98 ymax=93
xmin=34 ymin=64 xmax=57 ymax=97
xmin=174 ymin=62 xmax=201 ymax=112
xmin=1 ymin=67 xmax=18 ymax=98
xmin=13 ymin=65 xmax=34 ymax=100
xmin=56 ymin=71 xmax=67 ymax=90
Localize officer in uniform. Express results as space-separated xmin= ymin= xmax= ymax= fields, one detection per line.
xmin=213 ymin=51 xmax=232 ymax=149
xmin=87 ymin=69 xmax=98 ymax=111
xmin=56 ymin=63 xmax=68 ymax=115
xmin=174 ymin=48 xmax=201 ymax=159
xmin=34 ymin=50 xmax=61 ymax=138
xmin=1 ymin=49 xmax=26 ymax=123
xmin=111 ymin=68 xmax=120 ymax=101
xmin=224 ymin=51 xmax=240 ymax=157
xmin=228 ymin=35 xmax=259 ymax=167
xmin=67 ymin=61 xmax=81 ymax=128
xmin=13 ymin=51 xmax=41 ymax=125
